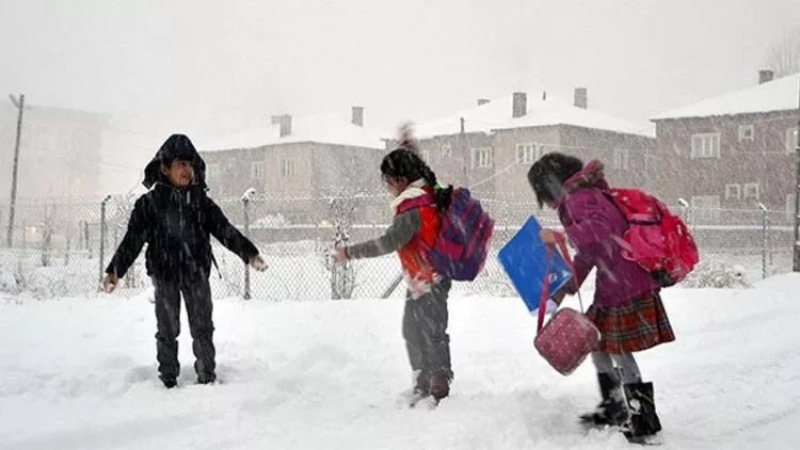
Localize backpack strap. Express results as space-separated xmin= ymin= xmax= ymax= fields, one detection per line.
xmin=537 ymin=234 xmax=586 ymax=333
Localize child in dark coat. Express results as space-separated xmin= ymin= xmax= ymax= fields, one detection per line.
xmin=528 ymin=153 xmax=674 ymax=439
xmin=332 ymin=144 xmax=454 ymax=405
xmin=102 ymin=134 xmax=267 ymax=388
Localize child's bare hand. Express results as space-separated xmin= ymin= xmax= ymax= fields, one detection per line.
xmin=331 ymin=247 xmax=348 ymax=265
xmin=539 ymin=229 xmax=562 ymax=246
xmin=101 ymin=273 xmax=118 ymax=293
xmin=250 ymin=255 xmax=268 ymax=272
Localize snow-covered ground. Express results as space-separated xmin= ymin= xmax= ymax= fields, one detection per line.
xmin=2 ymin=275 xmax=800 ymax=449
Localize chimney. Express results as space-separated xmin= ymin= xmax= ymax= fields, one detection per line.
xmin=478 ymin=98 xmax=490 ymax=106
xmin=460 ymin=117 xmax=465 ymax=133
xmin=512 ymin=92 xmax=527 ymax=118
xmin=574 ymin=87 xmax=588 ymax=109
xmin=759 ymin=70 xmax=774 ymax=84
xmin=271 ymin=114 xmax=292 ymax=137
xmin=351 ymin=106 xmax=364 ymax=127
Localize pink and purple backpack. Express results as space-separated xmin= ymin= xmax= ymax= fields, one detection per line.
xmin=398 ymin=187 xmax=494 ymax=281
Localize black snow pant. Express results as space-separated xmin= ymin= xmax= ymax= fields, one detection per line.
xmin=402 ymin=279 xmax=453 ymax=381
xmin=153 ymin=276 xmax=216 ymax=382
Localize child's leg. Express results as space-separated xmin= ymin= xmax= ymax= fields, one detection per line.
xmin=153 ymin=278 xmax=182 ymax=381
xmin=591 ymin=351 xmax=615 ymax=375
xmin=583 ymin=351 xmax=627 ymax=425
xmin=402 ymin=290 xmax=428 ymax=389
xmin=415 ymin=280 xmax=453 ymax=399
xmin=610 ymin=353 xmax=641 ymax=384
xmin=182 ymin=278 xmax=216 ymax=383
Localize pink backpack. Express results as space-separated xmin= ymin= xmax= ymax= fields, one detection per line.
xmin=604 ymin=188 xmax=699 ymax=287
xmin=533 ymin=237 xmax=600 ymax=376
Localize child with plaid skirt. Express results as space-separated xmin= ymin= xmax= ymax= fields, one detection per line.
xmin=528 ymin=153 xmax=675 ymax=440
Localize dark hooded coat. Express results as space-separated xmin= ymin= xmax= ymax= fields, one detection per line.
xmin=106 ymin=134 xmax=258 ymax=281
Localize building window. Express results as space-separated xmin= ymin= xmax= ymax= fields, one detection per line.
xmin=516 ymin=143 xmax=547 ymax=164
xmin=252 ymin=161 xmax=265 ymax=180
xmin=441 ymin=142 xmax=453 ymax=159
xmin=743 ymin=182 xmax=760 ymax=200
xmin=281 ymin=159 xmax=295 ymax=177
xmin=516 ymin=143 xmax=535 ymax=164
xmin=691 ymin=133 xmax=721 ymax=159
xmin=472 ymin=147 xmax=493 ymax=169
xmin=787 ymin=128 xmax=799 ymax=154
xmin=612 ymin=149 xmax=630 ymax=170
xmin=738 ymin=124 xmax=754 ymax=142
xmin=787 ymin=194 xmax=796 ymax=223
xmin=691 ymin=195 xmax=720 ymax=223
xmin=724 ymin=184 xmax=741 ymax=200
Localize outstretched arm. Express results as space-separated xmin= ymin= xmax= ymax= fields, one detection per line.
xmin=344 ymin=210 xmax=420 ymax=260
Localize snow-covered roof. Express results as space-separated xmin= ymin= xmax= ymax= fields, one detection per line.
xmin=652 ymin=73 xmax=800 ymax=120
xmin=199 ymin=112 xmax=386 ymax=151
xmin=413 ymin=93 xmax=655 ymax=139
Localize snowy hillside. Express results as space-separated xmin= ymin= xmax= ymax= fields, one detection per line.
xmin=2 ymin=275 xmax=800 ymax=449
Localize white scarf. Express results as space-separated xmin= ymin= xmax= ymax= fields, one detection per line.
xmin=389 ymin=179 xmax=429 ymax=213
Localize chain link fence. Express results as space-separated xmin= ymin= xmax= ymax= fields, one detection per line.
xmin=0 ymin=191 xmax=794 ymax=299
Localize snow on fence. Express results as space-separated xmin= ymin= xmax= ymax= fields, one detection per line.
xmin=0 ymin=193 xmax=793 ymax=299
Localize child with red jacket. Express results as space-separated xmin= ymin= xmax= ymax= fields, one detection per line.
xmin=333 ymin=146 xmax=453 ymax=405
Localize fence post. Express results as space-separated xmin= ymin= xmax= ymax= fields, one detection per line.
xmin=242 ymin=192 xmax=252 ymax=300
xmin=99 ymin=195 xmax=111 ymax=283
xmin=84 ymin=221 xmax=91 ymax=258
xmin=757 ymin=203 xmax=768 ymax=279
xmin=64 ymin=237 xmax=71 ymax=266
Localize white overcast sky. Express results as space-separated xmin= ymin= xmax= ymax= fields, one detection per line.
xmin=1 ymin=0 xmax=799 ymax=137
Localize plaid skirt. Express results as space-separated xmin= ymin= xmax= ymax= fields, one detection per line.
xmin=585 ymin=292 xmax=675 ymax=354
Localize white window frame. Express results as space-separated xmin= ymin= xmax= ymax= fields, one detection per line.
xmin=471 ymin=147 xmax=493 ymax=169
xmin=516 ymin=143 xmax=535 ymax=164
xmin=252 ymin=161 xmax=265 ymax=180
xmin=724 ymin=183 xmax=741 ymax=200
xmin=441 ymin=142 xmax=453 ymax=159
xmin=691 ymin=195 xmax=721 ymax=223
xmin=743 ymin=182 xmax=760 ymax=200
xmin=612 ymin=148 xmax=630 ymax=170
xmin=281 ymin=159 xmax=295 ymax=177
xmin=516 ymin=143 xmax=547 ymax=164
xmin=787 ymin=128 xmax=799 ymax=155
xmin=738 ymin=124 xmax=754 ymax=142
xmin=691 ymin=133 xmax=721 ymax=159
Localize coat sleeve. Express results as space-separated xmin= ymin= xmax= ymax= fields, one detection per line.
xmin=345 ymin=210 xmax=420 ymax=259
xmin=204 ymin=197 xmax=259 ymax=263
xmin=560 ymin=193 xmax=615 ymax=292
xmin=106 ymin=197 xmax=149 ymax=278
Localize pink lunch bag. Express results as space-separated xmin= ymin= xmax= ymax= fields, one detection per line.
xmin=533 ymin=238 xmax=600 ymax=376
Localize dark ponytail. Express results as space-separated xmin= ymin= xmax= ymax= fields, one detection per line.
xmin=421 ymin=164 xmax=453 ymax=210
xmin=380 ymin=148 xmax=452 ymax=211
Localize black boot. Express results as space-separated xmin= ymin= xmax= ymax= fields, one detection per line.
xmin=623 ymin=382 xmax=662 ymax=439
xmin=580 ymin=372 xmax=628 ymax=426
xmin=159 ymin=374 xmax=178 ymax=389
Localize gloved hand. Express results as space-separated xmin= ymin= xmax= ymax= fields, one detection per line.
xmin=250 ymin=255 xmax=268 ymax=272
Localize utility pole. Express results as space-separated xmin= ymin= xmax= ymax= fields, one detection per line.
xmin=7 ymin=94 xmax=24 ymax=248
xmin=794 ymin=75 xmax=800 ymax=272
